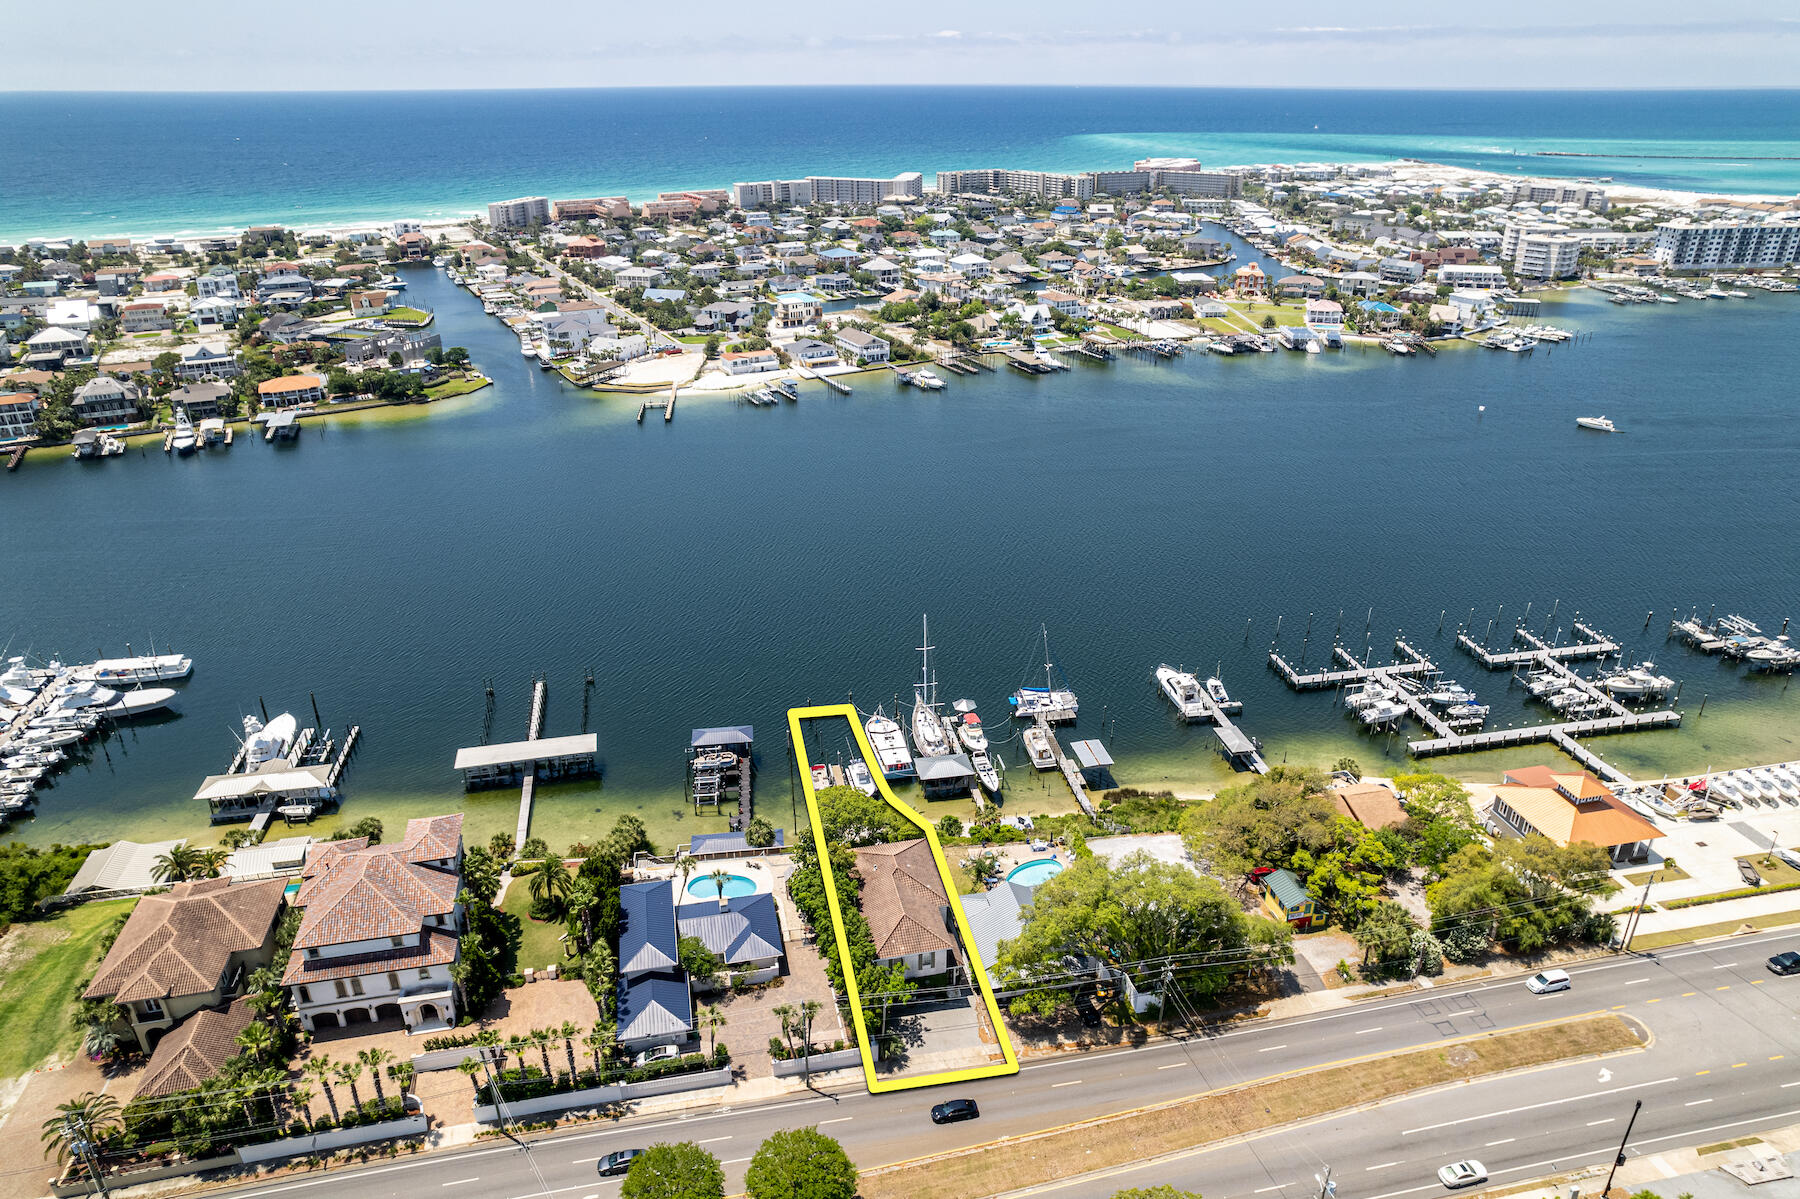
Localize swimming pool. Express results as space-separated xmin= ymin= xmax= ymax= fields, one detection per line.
xmin=1006 ymin=858 xmax=1065 ymax=887
xmin=687 ymin=873 xmax=757 ymax=899
xmin=283 ymin=879 xmax=302 ymax=901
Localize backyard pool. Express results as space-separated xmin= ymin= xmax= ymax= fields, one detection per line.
xmin=1006 ymin=858 xmax=1065 ymax=887
xmin=686 ymin=873 xmax=757 ymax=899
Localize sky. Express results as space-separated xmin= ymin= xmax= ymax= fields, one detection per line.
xmin=5 ymin=1 xmax=1800 ymax=90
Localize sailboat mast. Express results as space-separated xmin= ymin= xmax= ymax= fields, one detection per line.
xmin=1043 ymin=623 xmax=1054 ymax=693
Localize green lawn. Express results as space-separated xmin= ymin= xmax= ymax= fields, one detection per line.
xmin=423 ymin=375 xmax=491 ymax=400
xmin=499 ymin=880 xmax=572 ymax=974
xmin=1631 ymin=907 xmax=1800 ymax=951
xmin=382 ymin=306 xmax=432 ymax=324
xmin=0 ymin=899 xmax=136 ymax=1079
xmin=1623 ymin=864 xmax=1692 ymax=886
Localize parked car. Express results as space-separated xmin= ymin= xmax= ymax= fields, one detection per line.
xmin=930 ymin=1098 xmax=980 ymax=1125
xmin=1525 ymin=969 xmax=1571 ymax=995
xmin=1738 ymin=859 xmax=1765 ymax=886
xmin=597 ymin=1149 xmax=644 ymax=1176
xmin=633 ymin=1045 xmax=682 ymax=1067
xmin=1769 ymin=951 xmax=1800 ymax=976
xmin=1437 ymin=1160 xmax=1488 ymax=1189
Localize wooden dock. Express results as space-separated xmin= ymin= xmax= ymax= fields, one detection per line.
xmin=1458 ymin=622 xmax=1618 ymax=668
xmin=327 ymin=724 xmax=360 ymax=786
xmin=797 ymin=367 xmax=853 ymax=395
xmin=517 ymin=677 xmax=547 ymax=847
xmin=1268 ymin=647 xmax=1435 ymax=690
xmin=1037 ymin=713 xmax=1097 ymax=817
xmin=637 ymin=388 xmax=677 ymax=423
xmin=1408 ymin=710 xmax=1679 ymax=758
xmin=5 ymin=445 xmax=26 ymax=472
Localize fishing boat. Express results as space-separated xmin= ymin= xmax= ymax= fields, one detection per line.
xmin=1156 ymin=664 xmax=1210 ymax=721
xmin=171 ymin=408 xmax=198 ymax=455
xmin=863 ymin=706 xmax=916 ymax=780
xmin=78 ymin=653 xmax=192 ymax=683
xmin=910 ymin=616 xmax=954 ymax=758
xmin=1576 ymin=416 xmax=1616 ymax=433
xmin=810 ymin=763 xmax=832 ymax=792
xmin=1010 ymin=625 xmax=1078 ymax=723
xmin=51 ymin=681 xmax=176 ymax=717
xmin=951 ymin=700 xmax=1002 ymax=795
xmin=1022 ymin=725 xmax=1057 ymax=770
xmin=242 ymin=712 xmax=299 ymax=768
xmin=1600 ymin=663 xmax=1674 ymax=699
xmin=844 ymin=758 xmax=877 ymax=796
xmin=911 ymin=369 xmax=946 ymax=391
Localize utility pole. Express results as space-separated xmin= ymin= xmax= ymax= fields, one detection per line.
xmin=63 ymin=1115 xmax=107 ymax=1198
xmin=480 ymin=1051 xmax=524 ymax=1146
xmin=1314 ymin=1166 xmax=1336 ymax=1199
xmin=1623 ymin=874 xmax=1654 ymax=952
xmin=1602 ymin=1100 xmax=1642 ymax=1197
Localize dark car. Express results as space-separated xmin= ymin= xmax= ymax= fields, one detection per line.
xmin=598 ymin=1149 xmax=645 ymax=1176
xmin=930 ymin=1098 xmax=980 ymax=1125
xmin=1769 ymin=951 xmax=1800 ymax=976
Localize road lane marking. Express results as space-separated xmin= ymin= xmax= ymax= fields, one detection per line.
xmin=1733 ymin=1063 xmax=1748 ymax=1069
xmin=818 ymin=1117 xmax=854 ymax=1125
xmin=1052 ymin=1080 xmax=1083 ymax=1088
xmin=1158 ymin=1063 xmax=1186 ymax=1070
xmin=1686 ymin=1099 xmax=1713 ymax=1106
xmin=723 ymin=1157 xmax=752 ymax=1165
xmin=1697 ymin=1070 xmax=1711 ymax=1076
xmin=1646 ymin=998 xmax=1662 ymax=1003
xmin=1683 ymin=991 xmax=1698 ymax=997
xmin=1712 ymin=963 xmax=1737 ymax=969
xmin=1624 ymin=978 xmax=1649 ymax=985
xmin=1486 ymin=1138 xmax=1515 ymax=1146
xmin=1259 ymin=1044 xmax=1288 ymax=1052
xmin=1611 ymin=1005 xmax=1626 ymax=1010
xmin=1781 ymin=1081 xmax=1800 ymax=1088
xmin=1773 ymin=1056 xmax=1786 ymax=1062
xmin=1256 ymin=1187 xmax=1288 ymax=1193
xmin=1717 ymin=985 xmax=1732 ymax=991
xmin=1400 ymin=1076 xmax=1680 ymax=1135
xmin=1355 ymin=1027 xmax=1383 ymax=1035
xmin=1366 ymin=1161 xmax=1402 ymax=1171
xmin=1588 ymin=1118 xmax=1615 ymax=1126
xmin=442 ymin=1181 xmax=480 ymax=1188
xmin=697 ymin=1136 xmax=732 ymax=1144
xmin=1752 ymin=980 xmax=1766 ymax=986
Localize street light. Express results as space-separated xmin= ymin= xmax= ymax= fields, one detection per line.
xmin=1601 ymin=1099 xmax=1643 ymax=1197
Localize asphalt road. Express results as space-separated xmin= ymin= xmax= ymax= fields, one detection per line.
xmin=210 ymin=927 xmax=1800 ymax=1199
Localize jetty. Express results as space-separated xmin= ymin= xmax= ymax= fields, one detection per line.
xmin=797 ymin=367 xmax=852 ymax=395
xmin=5 ymin=445 xmax=25 ymax=472
xmin=1035 ymin=713 xmax=1097 ymax=816
xmin=638 ymin=386 xmax=677 ymax=423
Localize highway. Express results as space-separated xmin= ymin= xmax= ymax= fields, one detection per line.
xmin=208 ymin=928 xmax=1800 ymax=1199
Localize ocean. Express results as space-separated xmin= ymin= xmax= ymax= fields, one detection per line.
xmin=5 ymin=242 xmax=1800 ymax=857
xmin=2 ymin=87 xmax=1798 ymax=242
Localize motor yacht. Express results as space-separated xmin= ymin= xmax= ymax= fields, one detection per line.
xmin=845 ymin=759 xmax=877 ymax=796
xmin=1023 ymin=725 xmax=1057 ymax=770
xmin=863 ymin=706 xmax=916 ymax=780
xmin=1156 ymin=665 xmax=1210 ymax=721
xmin=243 ymin=713 xmax=299 ymax=768
xmin=1576 ymin=416 xmax=1616 ymax=433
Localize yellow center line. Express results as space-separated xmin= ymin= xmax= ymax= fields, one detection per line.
xmin=1611 ymin=1005 xmax=1627 ymax=1011
xmin=1697 ymin=1070 xmax=1712 ymax=1076
xmin=1682 ymin=991 xmax=1698 ymax=997
xmin=1751 ymin=980 xmax=1766 ymax=986
xmin=1717 ymin=985 xmax=1732 ymax=991
xmin=1645 ymin=998 xmax=1662 ymax=1004
xmin=1732 ymin=1063 xmax=1748 ymax=1069
xmin=1773 ymin=1056 xmax=1786 ymax=1062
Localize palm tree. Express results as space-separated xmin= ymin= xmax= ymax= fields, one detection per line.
xmin=583 ymin=1020 xmax=614 ymax=1078
xmin=387 ymin=1061 xmax=415 ymax=1100
xmin=197 ymin=846 xmax=230 ymax=878
xmin=41 ymin=1092 xmax=122 ymax=1168
xmin=287 ymin=1083 xmax=316 ymax=1131
xmin=245 ymin=1066 xmax=287 ymax=1128
xmin=305 ymin=1056 xmax=340 ymax=1122
xmin=236 ymin=1020 xmax=277 ymax=1063
xmin=697 ymin=1005 xmax=725 ymax=1056
xmin=678 ymin=854 xmax=697 ymax=895
xmin=152 ymin=843 xmax=202 ymax=883
xmin=798 ymin=1000 xmax=823 ymax=1058
xmin=457 ymin=1058 xmax=485 ymax=1098
xmin=708 ymin=868 xmax=732 ymax=905
xmin=558 ymin=1020 xmax=581 ymax=1079
xmin=532 ymin=1028 xmax=555 ymax=1077
xmin=359 ymin=1048 xmax=393 ymax=1105
xmin=528 ymin=857 xmax=574 ymax=917
xmin=771 ymin=1003 xmax=796 ymax=1059
xmin=333 ymin=1060 xmax=364 ymax=1112
xmin=81 ymin=1022 xmax=123 ymax=1060
xmin=505 ymin=1032 xmax=533 ymax=1079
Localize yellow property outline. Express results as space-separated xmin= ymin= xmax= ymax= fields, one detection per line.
xmin=787 ymin=703 xmax=1020 ymax=1092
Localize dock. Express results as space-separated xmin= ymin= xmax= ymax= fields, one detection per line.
xmin=1036 ymin=713 xmax=1097 ymax=817
xmin=1457 ymin=621 xmax=1617 ymax=667
xmin=1408 ymin=711 xmax=1678 ymax=760
xmin=518 ymin=676 xmax=546 ymax=845
xmin=691 ymin=727 xmax=755 ymax=830
xmin=1160 ymin=670 xmax=1267 ymax=773
xmin=637 ymin=387 xmax=677 ymax=423
xmin=1004 ymin=350 xmax=1052 ymax=374
xmin=5 ymin=445 xmax=24 ymax=472
xmin=797 ymin=367 xmax=853 ymax=395
xmin=327 ymin=724 xmax=360 ymax=786
xmin=1268 ymin=647 xmax=1435 ymax=690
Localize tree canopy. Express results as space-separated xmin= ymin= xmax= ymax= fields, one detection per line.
xmin=744 ymin=1128 xmax=858 ymax=1199
xmin=621 ymin=1142 xmax=725 ymax=1199
xmin=1178 ymin=767 xmax=1339 ymax=877
xmin=1427 ymin=836 xmax=1616 ymax=956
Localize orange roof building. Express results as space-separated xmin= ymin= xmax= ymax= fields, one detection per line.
xmin=1487 ymin=766 xmax=1660 ymax=865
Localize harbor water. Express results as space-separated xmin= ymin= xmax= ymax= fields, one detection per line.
xmin=5 ymin=263 xmax=1800 ymax=854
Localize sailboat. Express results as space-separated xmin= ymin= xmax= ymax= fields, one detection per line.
xmin=1009 ymin=625 xmax=1078 ymax=723
xmin=951 ymin=699 xmax=1002 ymax=795
xmin=910 ymin=616 xmax=954 ymax=758
xmin=863 ymin=705 xmax=916 ymax=780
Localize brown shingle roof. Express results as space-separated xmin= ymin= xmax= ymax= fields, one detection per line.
xmin=85 ymin=878 xmax=286 ymax=1004
xmin=853 ymin=839 xmax=957 ymax=961
xmin=1331 ymin=783 xmax=1406 ymax=829
xmin=134 ymin=998 xmax=254 ymax=1098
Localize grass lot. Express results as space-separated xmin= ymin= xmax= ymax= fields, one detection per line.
xmin=0 ymin=899 xmax=136 ymax=1079
xmin=1745 ymin=855 xmax=1800 ymax=885
xmin=1632 ymin=908 xmax=1800 ymax=951
xmin=382 ymin=306 xmax=431 ymax=323
xmin=423 ymin=375 xmax=491 ymax=400
xmin=675 ymin=334 xmax=713 ymax=345
xmin=499 ymin=880 xmax=572 ymax=974
xmin=858 ymin=1015 xmax=1640 ymax=1199
xmin=1623 ymin=864 xmax=1692 ymax=886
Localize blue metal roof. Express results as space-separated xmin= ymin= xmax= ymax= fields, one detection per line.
xmin=1359 ymin=300 xmax=1401 ymax=314
xmin=692 ymin=726 xmax=754 ymax=748
xmin=619 ymin=878 xmax=679 ymax=975
xmin=676 ymin=892 xmax=784 ymax=965
xmin=617 ymin=971 xmax=693 ymax=1042
xmin=689 ymin=829 xmax=784 ymax=856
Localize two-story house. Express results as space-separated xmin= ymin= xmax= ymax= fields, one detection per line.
xmin=72 ymin=375 xmax=142 ymax=426
xmin=853 ymin=839 xmax=959 ymax=979
xmin=82 ymin=877 xmax=288 ymax=1052
xmin=617 ymin=878 xmax=694 ymax=1051
xmin=177 ymin=342 xmax=241 ymax=380
xmin=282 ymin=814 xmax=465 ymax=1033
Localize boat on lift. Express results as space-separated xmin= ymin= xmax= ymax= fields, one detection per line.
xmin=1022 ymin=725 xmax=1057 ymax=770
xmin=1156 ymin=664 xmax=1210 ymax=721
xmin=863 ymin=706 xmax=916 ymax=780
xmin=952 ymin=700 xmax=1002 ymax=795
xmin=844 ymin=758 xmax=878 ymax=796
xmin=242 ymin=712 xmax=299 ymax=768
xmin=1600 ymin=663 xmax=1674 ymax=699
xmin=910 ymin=616 xmax=955 ymax=758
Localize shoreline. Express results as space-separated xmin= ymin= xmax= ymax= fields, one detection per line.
xmin=5 ymin=156 xmax=1795 ymax=247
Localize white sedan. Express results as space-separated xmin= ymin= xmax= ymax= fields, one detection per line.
xmin=1438 ymin=1160 xmax=1488 ymax=1189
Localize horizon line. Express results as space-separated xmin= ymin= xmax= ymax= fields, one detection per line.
xmin=3 ymin=83 xmax=1800 ymax=97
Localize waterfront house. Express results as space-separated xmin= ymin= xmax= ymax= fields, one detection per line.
xmin=348 ymin=289 xmax=392 ymax=317
xmin=1378 ymin=255 xmax=1426 ymax=286
xmin=396 ymin=231 xmax=432 ymax=260
xmin=1304 ymin=299 xmax=1344 ymax=328
xmin=618 ymin=878 xmax=694 ymax=1050
xmin=853 ymin=840 xmax=959 ymax=979
xmin=1275 ymin=275 xmax=1327 ymax=300
xmin=84 ymin=876 xmax=287 ymax=1052
xmin=1039 ymin=289 xmax=1086 ymax=319
xmin=695 ymin=301 xmax=754 ymax=333
xmin=170 ymin=382 xmax=230 ymax=422
xmin=23 ymin=325 xmax=88 ymax=365
xmin=1230 ymin=262 xmax=1267 ymax=296
xmin=860 ymin=257 xmax=903 ymax=289
xmin=177 ymin=342 xmax=241 ymax=380
xmin=721 ymin=348 xmax=779 ymax=375
xmin=773 ymin=291 xmax=823 ymax=329
xmin=257 ymin=373 xmax=328 ymax=409
xmin=676 ymin=893 xmax=784 ymax=988
xmin=195 ymin=270 xmax=241 ymax=300
xmin=788 ymin=338 xmax=837 ymax=367
xmin=0 ymin=392 xmax=39 ymax=442
xmin=1483 ymin=766 xmax=1659 ymax=866
xmin=834 ymin=328 xmax=890 ymax=364
xmin=120 ymin=301 xmax=172 ymax=333
xmin=1260 ymin=869 xmax=1318 ymax=929
xmin=1329 ymin=782 xmax=1407 ymax=830
xmin=283 ymin=814 xmax=465 ymax=1033
xmin=1356 ymin=300 xmax=1403 ymax=330
xmin=134 ymin=999 xmax=254 ymax=1099
xmin=72 ymin=375 xmax=142 ymax=426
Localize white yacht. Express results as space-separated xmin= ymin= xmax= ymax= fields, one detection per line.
xmin=1359 ymin=699 xmax=1409 ymax=727
xmin=242 ymin=713 xmax=299 ymax=768
xmin=78 ymin=653 xmax=192 ymax=684
xmin=199 ymin=418 xmax=227 ymax=446
xmin=952 ymin=702 xmax=1002 ymax=795
xmin=1156 ymin=664 xmax=1210 ymax=721
xmin=1600 ymin=663 xmax=1674 ymax=699
xmin=863 ymin=706 xmax=915 ymax=780
xmin=1205 ymin=676 xmax=1233 ymax=707
xmin=1010 ymin=626 xmax=1078 ymax=723
xmin=1022 ymin=725 xmax=1057 ymax=770
xmin=52 ymin=680 xmax=176 ymax=716
xmin=1576 ymin=416 xmax=1616 ymax=433
xmin=910 ymin=616 xmax=954 ymax=758
xmin=912 ymin=369 xmax=946 ymax=391
xmin=845 ymin=758 xmax=878 ymax=796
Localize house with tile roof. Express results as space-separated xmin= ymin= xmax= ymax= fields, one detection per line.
xmin=83 ymin=877 xmax=287 ymax=1052
xmin=135 ymin=998 xmax=255 ymax=1097
xmin=1485 ymin=767 xmax=1660 ymax=865
xmin=282 ymin=814 xmax=464 ymax=1033
xmin=852 ymin=839 xmax=959 ymax=978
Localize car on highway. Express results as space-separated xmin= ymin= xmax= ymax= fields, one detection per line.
xmin=1769 ymin=951 xmax=1800 ymax=976
xmin=1437 ymin=1159 xmax=1488 ymax=1189
xmin=1525 ymin=968 xmax=1571 ymax=994
xmin=597 ymin=1149 xmax=645 ymax=1176
xmin=930 ymin=1098 xmax=980 ymax=1124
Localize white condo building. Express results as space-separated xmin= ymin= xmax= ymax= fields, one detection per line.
xmin=1653 ymin=220 xmax=1800 ymax=271
xmin=731 ymin=173 xmax=923 ymax=209
xmin=1502 ymin=225 xmax=1581 ymax=279
xmin=486 ymin=196 xmax=550 ymax=229
xmin=1505 ymin=180 xmax=1610 ymax=213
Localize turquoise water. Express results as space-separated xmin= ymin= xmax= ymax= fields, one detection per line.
xmin=688 ymin=875 xmax=757 ymax=900
xmin=1007 ymin=859 xmax=1067 ymax=887
xmin=5 ymin=247 xmax=1800 ymax=855
xmin=2 ymin=88 xmax=1797 ymax=240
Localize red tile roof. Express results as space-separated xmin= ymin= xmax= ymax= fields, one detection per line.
xmin=85 ymin=878 xmax=286 ymax=1004
xmin=853 ymin=839 xmax=958 ymax=961
xmin=135 ymin=998 xmax=255 ymax=1098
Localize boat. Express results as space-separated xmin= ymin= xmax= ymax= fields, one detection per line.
xmin=171 ymin=409 xmax=197 ymax=455
xmin=1706 ymin=777 xmax=1743 ymax=807
xmin=1359 ymin=699 xmax=1408 ymax=728
xmin=52 ymin=681 xmax=176 ymax=717
xmin=1576 ymin=416 xmax=1616 ymax=433
xmin=242 ymin=712 xmax=299 ymax=768
xmin=1205 ymin=676 xmax=1232 ymax=707
xmin=199 ymin=418 xmax=226 ymax=446
xmin=863 ymin=706 xmax=915 ymax=780
xmin=810 ymin=763 xmax=832 ymax=792
xmin=948 ymin=705 xmax=1001 ymax=795
xmin=1022 ymin=725 xmax=1057 ymax=770
xmin=1740 ymin=771 xmax=1779 ymax=803
xmin=845 ymin=758 xmax=877 ymax=796
xmin=99 ymin=433 xmax=126 ymax=456
xmin=1156 ymin=664 xmax=1210 ymax=721
xmin=519 ymin=339 xmax=536 ymax=357
xmin=773 ymin=379 xmax=799 ymax=400
xmin=79 ymin=653 xmax=192 ymax=684
xmin=1010 ymin=626 xmax=1078 ymax=723
xmin=1600 ymin=664 xmax=1674 ymax=699
xmin=911 ymin=369 xmax=946 ymax=391
xmin=1756 ymin=768 xmax=1798 ymax=802
xmin=910 ymin=616 xmax=954 ymax=758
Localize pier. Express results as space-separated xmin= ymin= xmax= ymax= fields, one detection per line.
xmin=1268 ymin=646 xmax=1435 ymax=690
xmin=1004 ymin=350 xmax=1052 ymax=374
xmin=1457 ymin=620 xmax=1617 ymax=667
xmin=637 ymin=387 xmax=677 ymax=423
xmin=5 ymin=445 xmax=25 ymax=472
xmin=797 ymin=367 xmax=853 ymax=395
xmin=1035 ymin=713 xmax=1097 ymax=817
xmin=1408 ymin=712 xmax=1678 ymax=761
xmin=1163 ymin=671 xmax=1268 ymax=773
xmin=691 ymin=726 xmax=755 ymax=830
